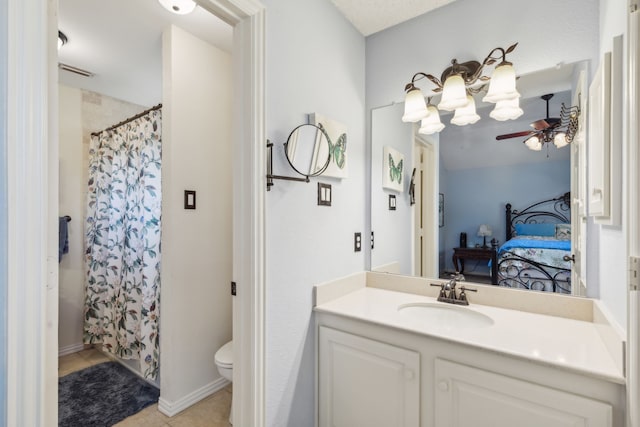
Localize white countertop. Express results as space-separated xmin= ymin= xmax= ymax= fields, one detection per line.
xmin=314 ymin=286 xmax=625 ymax=384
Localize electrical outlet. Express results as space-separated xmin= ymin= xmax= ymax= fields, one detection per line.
xmin=371 ymin=231 xmax=375 ymax=250
xmin=354 ymin=232 xmax=362 ymax=252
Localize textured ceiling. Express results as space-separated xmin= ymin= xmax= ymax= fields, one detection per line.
xmin=330 ymin=0 xmax=456 ymax=36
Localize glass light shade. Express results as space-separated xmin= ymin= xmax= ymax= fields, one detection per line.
xmin=482 ymin=63 xmax=520 ymax=103
xmin=450 ymin=95 xmax=480 ymax=126
xmin=489 ymin=98 xmax=524 ymax=121
xmin=418 ymin=105 xmax=445 ymax=134
xmin=554 ymin=132 xmax=569 ymax=148
xmin=158 ymin=0 xmax=196 ymax=14
xmin=402 ymin=88 xmax=429 ymax=122
xmin=524 ymin=135 xmax=542 ymax=151
xmin=437 ymin=75 xmax=469 ymax=111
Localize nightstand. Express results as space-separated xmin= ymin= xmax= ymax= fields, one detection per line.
xmin=452 ymin=247 xmax=498 ymax=285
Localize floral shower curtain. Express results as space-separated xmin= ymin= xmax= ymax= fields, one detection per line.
xmin=83 ymin=108 xmax=162 ymax=380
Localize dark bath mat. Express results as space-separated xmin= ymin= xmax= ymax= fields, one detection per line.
xmin=58 ymin=361 xmax=159 ymax=426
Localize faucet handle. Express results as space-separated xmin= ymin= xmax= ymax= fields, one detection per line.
xmin=457 ymin=286 xmax=477 ymax=304
xmin=430 ymin=283 xmax=446 ymax=299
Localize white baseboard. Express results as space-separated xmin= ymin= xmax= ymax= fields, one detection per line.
xmin=158 ymin=377 xmax=230 ymax=417
xmin=58 ymin=342 xmax=85 ymax=357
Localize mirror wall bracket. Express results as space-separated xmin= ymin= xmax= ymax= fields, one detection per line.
xmin=266 ymin=141 xmax=309 ymax=191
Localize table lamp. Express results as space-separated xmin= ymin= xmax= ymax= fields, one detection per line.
xmin=477 ymin=224 xmax=492 ymax=249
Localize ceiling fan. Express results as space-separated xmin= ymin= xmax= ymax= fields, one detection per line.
xmin=495 ymin=93 xmax=569 ymax=150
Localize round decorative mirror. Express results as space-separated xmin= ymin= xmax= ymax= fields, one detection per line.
xmin=284 ymin=124 xmax=331 ymax=178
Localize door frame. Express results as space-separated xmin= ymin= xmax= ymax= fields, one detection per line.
xmin=626 ymin=5 xmax=639 ymax=427
xmin=3 ymin=0 xmax=266 ymax=425
xmin=413 ymin=133 xmax=439 ymax=278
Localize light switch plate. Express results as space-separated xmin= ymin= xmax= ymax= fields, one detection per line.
xmin=318 ymin=183 xmax=332 ymax=206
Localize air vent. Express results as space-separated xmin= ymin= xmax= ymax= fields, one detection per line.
xmin=58 ymin=63 xmax=94 ymax=77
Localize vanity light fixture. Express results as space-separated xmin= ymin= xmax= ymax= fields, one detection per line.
xmin=157 ymin=0 xmax=197 ymax=15
xmin=402 ymin=43 xmax=520 ymax=132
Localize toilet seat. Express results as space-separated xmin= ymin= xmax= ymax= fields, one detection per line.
xmin=215 ymin=341 xmax=233 ymax=368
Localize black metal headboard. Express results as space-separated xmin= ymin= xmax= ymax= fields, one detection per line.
xmin=505 ymin=192 xmax=571 ymax=241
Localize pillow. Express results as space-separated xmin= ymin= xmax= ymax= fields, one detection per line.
xmin=514 ymin=223 xmax=556 ymax=237
xmin=555 ymin=223 xmax=571 ymax=240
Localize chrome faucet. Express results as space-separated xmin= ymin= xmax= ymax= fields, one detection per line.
xmin=430 ymin=272 xmax=476 ymax=305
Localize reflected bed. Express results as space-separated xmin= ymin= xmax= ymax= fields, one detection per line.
xmin=497 ymin=193 xmax=572 ymax=293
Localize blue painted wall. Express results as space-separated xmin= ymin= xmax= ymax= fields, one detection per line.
xmin=441 ymin=159 xmax=570 ymax=274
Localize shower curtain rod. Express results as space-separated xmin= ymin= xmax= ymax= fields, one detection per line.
xmin=91 ymin=103 xmax=162 ymax=137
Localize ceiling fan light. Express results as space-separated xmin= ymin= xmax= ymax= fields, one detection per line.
xmin=489 ymin=98 xmax=524 ymax=121
xmin=438 ymin=75 xmax=469 ymax=111
xmin=482 ymin=62 xmax=520 ymax=104
xmin=524 ymin=135 xmax=542 ymax=151
xmin=158 ymin=0 xmax=197 ymax=15
xmin=450 ymin=95 xmax=480 ymax=126
xmin=554 ymin=132 xmax=569 ymax=148
xmin=418 ymin=105 xmax=445 ymax=134
xmin=402 ymin=88 xmax=429 ymax=122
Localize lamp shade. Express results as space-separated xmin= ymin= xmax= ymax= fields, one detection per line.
xmin=437 ymin=75 xmax=469 ymax=111
xmin=524 ymin=135 xmax=542 ymax=151
xmin=418 ymin=105 xmax=445 ymax=134
xmin=477 ymin=224 xmax=492 ymax=237
xmin=450 ymin=95 xmax=480 ymax=126
xmin=402 ymin=88 xmax=429 ymax=122
xmin=482 ymin=63 xmax=520 ymax=103
xmin=489 ymin=98 xmax=524 ymax=121
xmin=554 ymin=132 xmax=569 ymax=148
xmin=158 ymin=0 xmax=196 ymax=14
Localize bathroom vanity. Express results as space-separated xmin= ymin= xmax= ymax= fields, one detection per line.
xmin=314 ymin=272 xmax=626 ymax=427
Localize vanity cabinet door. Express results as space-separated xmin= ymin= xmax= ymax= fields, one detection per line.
xmin=318 ymin=327 xmax=420 ymax=427
xmin=434 ymin=359 xmax=612 ymax=427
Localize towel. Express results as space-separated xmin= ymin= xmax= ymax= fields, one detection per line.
xmin=59 ymin=217 xmax=69 ymax=262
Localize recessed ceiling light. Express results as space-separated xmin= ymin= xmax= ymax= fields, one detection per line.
xmin=58 ymin=31 xmax=68 ymax=50
xmin=157 ymin=0 xmax=196 ymax=15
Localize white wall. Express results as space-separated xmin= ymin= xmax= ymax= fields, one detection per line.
xmin=160 ymin=25 xmax=233 ymax=407
xmin=597 ymin=0 xmax=627 ymax=328
xmin=264 ymin=0 xmax=366 ymax=425
xmin=58 ymin=85 xmax=148 ymax=355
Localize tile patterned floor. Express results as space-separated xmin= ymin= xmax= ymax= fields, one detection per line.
xmin=59 ymin=349 xmax=232 ymax=427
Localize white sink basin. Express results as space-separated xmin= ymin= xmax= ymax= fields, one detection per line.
xmin=398 ymin=302 xmax=494 ymax=329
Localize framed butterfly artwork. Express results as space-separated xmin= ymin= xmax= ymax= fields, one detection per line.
xmin=309 ymin=113 xmax=348 ymax=179
xmin=382 ymin=146 xmax=404 ymax=192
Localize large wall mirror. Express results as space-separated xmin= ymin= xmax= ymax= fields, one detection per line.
xmin=370 ymin=61 xmax=589 ymax=298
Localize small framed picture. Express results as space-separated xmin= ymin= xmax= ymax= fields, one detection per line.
xmin=382 ymin=146 xmax=404 ymax=192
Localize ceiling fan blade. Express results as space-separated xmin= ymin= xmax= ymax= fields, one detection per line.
xmin=496 ymin=131 xmax=533 ymax=141
xmin=530 ymin=119 xmax=550 ymax=130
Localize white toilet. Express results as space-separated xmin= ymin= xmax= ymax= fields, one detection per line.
xmin=215 ymin=340 xmax=234 ymax=424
